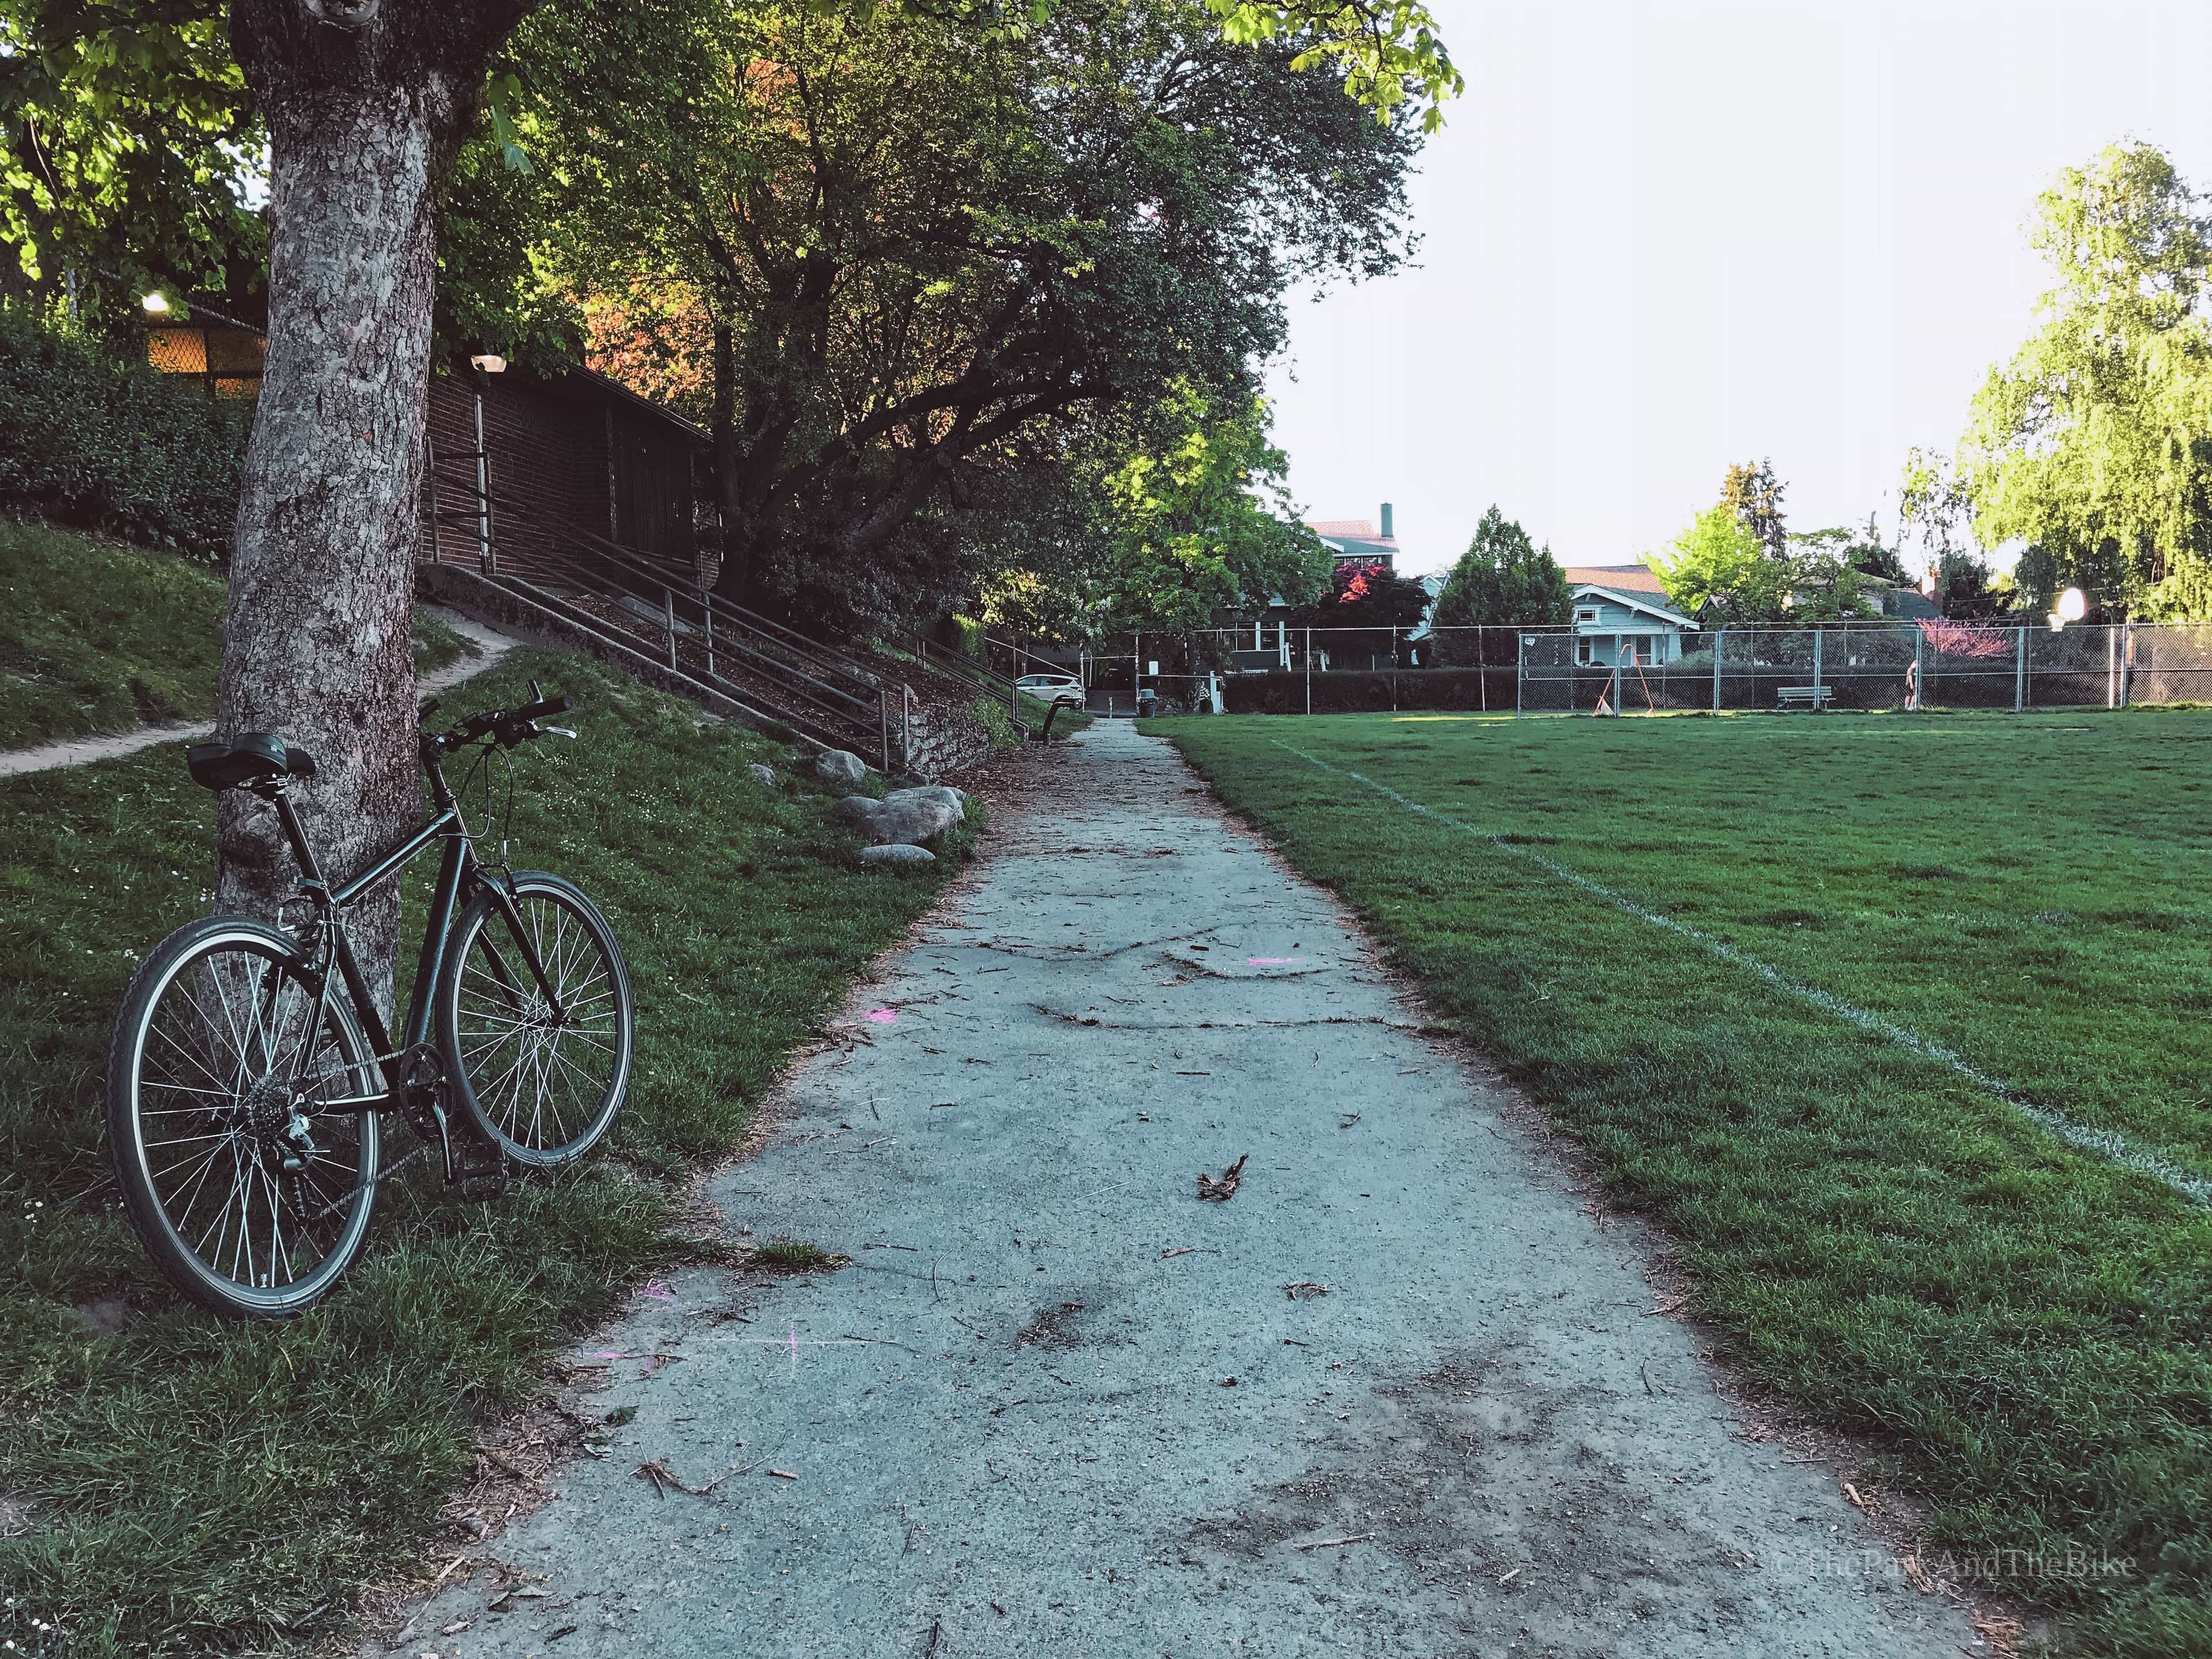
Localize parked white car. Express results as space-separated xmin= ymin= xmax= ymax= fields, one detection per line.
xmin=1016 ymin=673 xmax=1086 ymax=709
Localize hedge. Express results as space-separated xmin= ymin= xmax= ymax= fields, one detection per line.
xmin=0 ymin=306 xmax=251 ymax=558
xmin=1222 ymin=667 xmax=1519 ymax=714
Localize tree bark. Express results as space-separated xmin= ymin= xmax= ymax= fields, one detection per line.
xmin=219 ymin=0 xmax=530 ymax=1015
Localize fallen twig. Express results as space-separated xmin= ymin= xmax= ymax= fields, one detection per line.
xmin=1197 ymin=1153 xmax=1248 ymax=1202
xmin=635 ymin=1459 xmax=730 ymax=1498
xmin=1283 ymin=1281 xmax=1328 ymax=1300
xmin=1293 ymin=1533 xmax=1370 ymax=1551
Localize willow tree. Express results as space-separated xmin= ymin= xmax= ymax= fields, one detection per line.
xmin=1959 ymin=142 xmax=2212 ymax=620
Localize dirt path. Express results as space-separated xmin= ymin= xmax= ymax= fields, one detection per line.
xmin=0 ymin=609 xmax=513 ymax=779
xmin=378 ymin=719 xmax=1974 ymax=1658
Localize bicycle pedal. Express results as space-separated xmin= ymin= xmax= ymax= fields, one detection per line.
xmin=447 ymin=1135 xmax=509 ymax=1200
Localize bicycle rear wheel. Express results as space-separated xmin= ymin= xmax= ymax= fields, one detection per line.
xmin=106 ymin=917 xmax=381 ymax=1318
xmin=435 ymin=872 xmax=634 ymax=1169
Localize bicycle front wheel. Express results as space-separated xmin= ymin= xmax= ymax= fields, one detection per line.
xmin=106 ymin=917 xmax=381 ymax=1319
xmin=435 ymin=872 xmax=634 ymax=1170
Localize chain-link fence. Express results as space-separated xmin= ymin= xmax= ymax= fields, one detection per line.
xmin=1027 ymin=623 xmax=2212 ymax=716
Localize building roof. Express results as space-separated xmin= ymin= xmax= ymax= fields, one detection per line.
xmin=1307 ymin=520 xmax=1399 ymax=567
xmin=1569 ymin=581 xmax=1695 ymax=630
xmin=1562 ymin=562 xmax=1668 ymax=596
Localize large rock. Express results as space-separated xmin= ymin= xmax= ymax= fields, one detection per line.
xmin=813 ymin=749 xmax=869 ymax=786
xmin=747 ymin=763 xmax=779 ymax=788
xmin=859 ymin=843 xmax=935 ymax=866
xmin=833 ymin=785 xmax=968 ymax=848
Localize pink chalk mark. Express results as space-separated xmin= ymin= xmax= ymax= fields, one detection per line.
xmin=585 ymin=1350 xmax=643 ymax=1361
xmin=1248 ymin=957 xmax=1303 ymax=965
xmin=863 ymin=1009 xmax=897 ymax=1025
xmin=640 ymin=1279 xmax=676 ymax=1303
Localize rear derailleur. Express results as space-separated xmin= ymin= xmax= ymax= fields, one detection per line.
xmin=399 ymin=1044 xmax=507 ymax=1201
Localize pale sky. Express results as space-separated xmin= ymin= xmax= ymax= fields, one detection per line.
xmin=1267 ymin=0 xmax=2212 ymax=578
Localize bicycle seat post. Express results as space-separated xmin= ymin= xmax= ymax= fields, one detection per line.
xmin=263 ymin=782 xmax=331 ymax=896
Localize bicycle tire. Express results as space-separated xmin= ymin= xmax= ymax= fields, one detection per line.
xmin=435 ymin=872 xmax=634 ymax=1169
xmin=106 ymin=916 xmax=381 ymax=1319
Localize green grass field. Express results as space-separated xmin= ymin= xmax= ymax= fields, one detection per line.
xmin=1160 ymin=708 xmax=2212 ymax=1659
xmin=0 ymin=649 xmax=973 ymax=1657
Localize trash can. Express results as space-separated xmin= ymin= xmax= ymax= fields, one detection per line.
xmin=1136 ymin=687 xmax=1157 ymax=718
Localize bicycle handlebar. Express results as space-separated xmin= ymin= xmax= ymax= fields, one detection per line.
xmin=423 ymin=685 xmax=576 ymax=754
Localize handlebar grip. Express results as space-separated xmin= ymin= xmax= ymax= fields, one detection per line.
xmin=515 ymin=695 xmax=572 ymax=722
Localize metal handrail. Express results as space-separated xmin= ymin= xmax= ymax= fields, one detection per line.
xmin=493 ymin=545 xmax=880 ymax=737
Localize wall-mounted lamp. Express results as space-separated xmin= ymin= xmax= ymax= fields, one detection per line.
xmin=469 ymin=353 xmax=507 ymax=374
xmin=141 ymin=291 xmax=169 ymax=315
xmin=2048 ymin=586 xmax=2087 ymax=632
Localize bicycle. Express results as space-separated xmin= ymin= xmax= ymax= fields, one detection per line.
xmin=105 ymin=683 xmax=635 ymax=1319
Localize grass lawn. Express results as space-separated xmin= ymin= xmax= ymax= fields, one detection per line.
xmin=1 ymin=520 xmax=473 ymax=750
xmin=1160 ymin=707 xmax=2212 ymax=1659
xmin=0 ymin=647 xmax=974 ymax=1657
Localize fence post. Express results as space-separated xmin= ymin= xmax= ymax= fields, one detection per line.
xmin=702 ymin=595 xmax=715 ymax=677
xmin=2107 ymin=623 xmax=2116 ymax=709
xmin=1812 ymin=626 xmax=1823 ymax=703
xmin=879 ymin=688 xmax=891 ymax=774
xmin=902 ymin=685 xmax=913 ymax=773
xmin=1712 ymin=629 xmax=1722 ymax=712
xmin=663 ymin=587 xmax=679 ymax=671
xmin=2122 ymin=620 xmax=2134 ymax=707
xmin=1913 ymin=624 xmax=1924 ymax=710
xmin=1516 ymin=632 xmax=1525 ymax=717
xmin=1304 ymin=626 xmax=1312 ymax=716
xmin=2014 ymin=624 xmax=2027 ymax=713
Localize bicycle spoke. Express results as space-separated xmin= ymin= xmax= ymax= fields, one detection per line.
xmin=124 ymin=935 xmax=376 ymax=1306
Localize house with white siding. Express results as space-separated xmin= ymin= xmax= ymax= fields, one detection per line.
xmin=1561 ymin=565 xmax=1694 ymax=666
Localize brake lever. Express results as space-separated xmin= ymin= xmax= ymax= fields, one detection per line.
xmin=537 ymin=724 xmax=578 ymax=740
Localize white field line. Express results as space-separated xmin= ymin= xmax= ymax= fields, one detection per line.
xmin=1272 ymin=740 xmax=2212 ymax=1210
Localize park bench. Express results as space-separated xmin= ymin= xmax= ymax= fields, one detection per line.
xmin=1777 ymin=684 xmax=1835 ymax=711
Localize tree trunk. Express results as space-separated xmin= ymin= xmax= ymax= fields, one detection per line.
xmin=221 ymin=0 xmax=529 ymax=1015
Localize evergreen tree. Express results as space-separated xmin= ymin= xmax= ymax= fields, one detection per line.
xmin=1428 ymin=505 xmax=1570 ymax=664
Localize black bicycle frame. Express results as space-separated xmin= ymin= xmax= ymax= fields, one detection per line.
xmin=264 ymin=747 xmax=564 ymax=1113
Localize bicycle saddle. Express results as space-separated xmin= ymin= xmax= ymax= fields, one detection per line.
xmin=186 ymin=731 xmax=319 ymax=791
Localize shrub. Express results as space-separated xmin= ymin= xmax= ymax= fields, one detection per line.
xmin=0 ymin=306 xmax=251 ymax=558
xmin=1222 ymin=668 xmax=1516 ymax=714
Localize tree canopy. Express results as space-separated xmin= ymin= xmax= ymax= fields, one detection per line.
xmin=1719 ymin=457 xmax=1787 ymax=560
xmin=467 ymin=0 xmax=1418 ymax=625
xmin=1651 ymin=505 xmax=1777 ymax=621
xmin=1426 ymin=503 xmax=1567 ymax=662
xmin=1957 ymin=142 xmax=2212 ymax=620
xmin=1 ymin=0 xmax=264 ymax=301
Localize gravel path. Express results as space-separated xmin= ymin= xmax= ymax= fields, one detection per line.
xmin=0 ymin=608 xmax=513 ymax=778
xmin=380 ymin=718 xmax=1975 ymax=1658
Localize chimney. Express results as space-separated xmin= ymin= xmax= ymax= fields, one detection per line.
xmin=1380 ymin=502 xmax=1395 ymax=540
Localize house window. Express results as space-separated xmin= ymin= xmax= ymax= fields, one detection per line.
xmin=1574 ymin=607 xmax=1599 ymax=626
xmin=1576 ymin=638 xmax=1595 ymax=666
xmin=1636 ymin=634 xmax=1654 ymax=660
